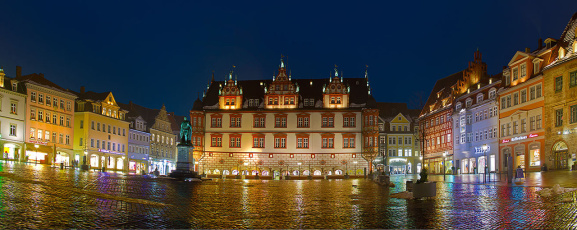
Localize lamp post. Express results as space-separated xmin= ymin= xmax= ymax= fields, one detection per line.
xmin=297 ymin=162 xmax=302 ymax=178
xmin=354 ymin=161 xmax=358 ymax=176
xmin=482 ymin=144 xmax=488 ymax=183
xmin=34 ymin=144 xmax=39 ymax=165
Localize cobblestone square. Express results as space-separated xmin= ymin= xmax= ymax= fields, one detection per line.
xmin=1 ymin=161 xmax=577 ymax=229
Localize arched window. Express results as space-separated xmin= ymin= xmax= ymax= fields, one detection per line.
xmin=456 ymin=102 xmax=462 ymax=111
xmin=489 ymin=88 xmax=496 ymax=99
xmin=477 ymin=93 xmax=484 ymax=103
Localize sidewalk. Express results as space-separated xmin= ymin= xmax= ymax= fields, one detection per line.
xmin=389 ymin=170 xmax=577 ymax=188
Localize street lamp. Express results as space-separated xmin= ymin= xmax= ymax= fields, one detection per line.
xmin=354 ymin=161 xmax=358 ymax=176
xmin=482 ymin=144 xmax=488 ymax=183
xmin=34 ymin=144 xmax=39 ymax=165
xmin=297 ymin=162 xmax=302 ymax=178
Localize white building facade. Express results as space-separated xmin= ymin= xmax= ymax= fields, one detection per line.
xmin=0 ymin=69 xmax=27 ymax=161
xmin=452 ymin=79 xmax=501 ymax=174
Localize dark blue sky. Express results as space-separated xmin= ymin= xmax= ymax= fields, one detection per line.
xmin=1 ymin=1 xmax=576 ymax=116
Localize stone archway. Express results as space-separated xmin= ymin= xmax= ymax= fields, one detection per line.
xmin=552 ymin=141 xmax=569 ymax=170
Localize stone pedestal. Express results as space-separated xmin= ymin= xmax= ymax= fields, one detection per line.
xmin=169 ymin=144 xmax=200 ymax=181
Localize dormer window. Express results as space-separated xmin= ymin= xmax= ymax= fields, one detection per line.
xmin=456 ymin=102 xmax=462 ymax=111
xmin=520 ymin=64 xmax=526 ymax=78
xmin=465 ymin=98 xmax=472 ymax=108
xmin=12 ymin=83 xmax=17 ymax=91
xmin=489 ymin=88 xmax=496 ymax=99
xmin=534 ymin=62 xmax=540 ymax=74
xmin=512 ymin=67 xmax=519 ymax=81
xmin=476 ymin=93 xmax=484 ymax=103
xmin=560 ymin=47 xmax=566 ymax=59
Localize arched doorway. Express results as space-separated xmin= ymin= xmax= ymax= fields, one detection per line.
xmin=553 ymin=141 xmax=569 ymax=170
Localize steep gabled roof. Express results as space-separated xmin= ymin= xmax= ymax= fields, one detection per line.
xmin=420 ymin=70 xmax=464 ymax=117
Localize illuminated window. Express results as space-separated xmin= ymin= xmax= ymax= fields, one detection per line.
xmin=512 ymin=67 xmax=518 ymax=81
xmin=31 ymin=92 xmax=36 ymax=102
xmin=555 ymin=76 xmax=563 ymax=92
xmin=9 ymin=124 xmax=16 ymax=136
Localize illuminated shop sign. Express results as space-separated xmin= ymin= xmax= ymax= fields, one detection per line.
xmin=98 ymin=149 xmax=124 ymax=155
xmin=389 ymin=158 xmax=407 ymax=163
xmin=501 ymin=133 xmax=539 ymax=144
xmin=474 ymin=146 xmax=490 ymax=154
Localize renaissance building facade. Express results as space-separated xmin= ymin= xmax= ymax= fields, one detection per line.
xmin=193 ymin=60 xmax=378 ymax=178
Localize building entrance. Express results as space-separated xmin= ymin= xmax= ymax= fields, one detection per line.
xmin=553 ymin=142 xmax=569 ymax=170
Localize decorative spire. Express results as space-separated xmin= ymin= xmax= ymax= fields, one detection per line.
xmin=365 ymin=65 xmax=368 ymax=79
xmin=334 ymin=64 xmax=339 ymax=77
xmin=289 ymin=70 xmax=292 ymax=80
xmin=280 ymin=54 xmax=285 ymax=68
xmin=229 ymin=71 xmax=233 ymax=81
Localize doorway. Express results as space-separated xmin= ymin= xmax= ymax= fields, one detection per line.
xmin=553 ymin=142 xmax=569 ymax=170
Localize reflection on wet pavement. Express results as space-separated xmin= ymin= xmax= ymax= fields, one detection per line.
xmin=0 ymin=161 xmax=576 ymax=228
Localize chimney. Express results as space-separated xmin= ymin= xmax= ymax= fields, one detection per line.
xmin=525 ymin=47 xmax=530 ymax=53
xmin=80 ymin=86 xmax=85 ymax=94
xmin=538 ymin=38 xmax=543 ymax=49
xmin=16 ymin=66 xmax=22 ymax=78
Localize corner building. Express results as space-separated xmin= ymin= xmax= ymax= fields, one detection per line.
xmin=0 ymin=68 xmax=27 ymax=162
xmin=543 ymin=13 xmax=577 ymax=170
xmin=194 ymin=59 xmax=377 ymax=178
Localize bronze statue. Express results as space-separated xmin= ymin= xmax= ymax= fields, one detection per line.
xmin=179 ymin=117 xmax=192 ymax=146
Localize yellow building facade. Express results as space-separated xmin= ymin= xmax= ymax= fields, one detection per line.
xmin=73 ymin=89 xmax=129 ymax=171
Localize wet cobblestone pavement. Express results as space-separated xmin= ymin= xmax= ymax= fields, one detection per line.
xmin=1 ymin=161 xmax=577 ymax=229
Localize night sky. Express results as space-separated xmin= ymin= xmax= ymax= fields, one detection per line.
xmin=1 ymin=1 xmax=576 ymax=116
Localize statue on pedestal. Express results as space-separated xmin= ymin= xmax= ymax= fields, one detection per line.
xmin=179 ymin=117 xmax=192 ymax=146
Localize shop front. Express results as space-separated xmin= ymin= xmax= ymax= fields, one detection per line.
xmin=500 ymin=133 xmax=543 ymax=172
xmin=149 ymin=158 xmax=174 ymax=175
xmin=2 ymin=143 xmax=22 ymax=161
xmin=25 ymin=142 xmax=54 ymax=164
xmin=87 ymin=150 xmax=126 ymax=171
xmin=388 ymin=158 xmax=408 ymax=174
xmin=129 ymin=153 xmax=148 ymax=174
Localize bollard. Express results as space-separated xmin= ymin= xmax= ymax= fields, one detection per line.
xmin=60 ymin=163 xmax=64 ymax=170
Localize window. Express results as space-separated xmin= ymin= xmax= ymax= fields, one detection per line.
xmin=555 ymin=76 xmax=563 ymax=92
xmin=513 ymin=121 xmax=518 ymax=134
xmin=456 ymin=102 xmax=462 ymax=111
xmin=521 ymin=119 xmax=527 ymax=133
xmin=46 ymin=96 xmax=51 ymax=106
xmin=489 ymin=89 xmax=496 ymax=99
xmin=211 ymin=116 xmax=222 ymax=128
xmin=10 ymin=102 xmax=17 ymax=114
xmin=534 ymin=62 xmax=540 ymax=74
xmin=52 ymin=132 xmax=56 ymax=143
xmin=297 ymin=114 xmax=310 ymax=128
xmin=60 ymin=99 xmax=65 ymax=110
xmin=66 ymin=117 xmax=70 ymax=127
xmin=9 ymin=124 xmax=16 ymax=136
xmin=501 ymin=97 xmax=506 ymax=109
xmin=52 ymin=114 xmax=57 ymax=124
xmin=30 ymin=109 xmax=36 ymax=120
xmin=343 ymin=135 xmax=355 ymax=148
xmin=229 ymin=135 xmax=241 ymax=148
xmin=211 ymin=135 xmax=222 ymax=147
xmin=275 ymin=115 xmax=287 ymax=128
xmin=467 ymin=115 xmax=472 ymax=124
xmin=37 ymin=129 xmax=42 ymax=140
xmin=253 ymin=136 xmax=265 ymax=148
xmin=521 ymin=89 xmax=527 ymax=103
xmin=571 ymin=71 xmax=577 ymax=88
xmin=572 ymin=105 xmax=577 ymax=124
xmin=297 ymin=136 xmax=310 ymax=148
xmin=274 ymin=137 xmax=286 ymax=148
xmin=536 ymin=84 xmax=542 ymax=98
xmin=506 ymin=95 xmax=511 ymax=108
xmin=31 ymin=92 xmax=36 ymax=102
xmin=556 ymin=109 xmax=563 ymax=127
xmin=477 ymin=93 xmax=484 ymax=103
xmin=230 ymin=116 xmax=241 ymax=128
xmin=520 ymin=64 xmax=526 ymax=78
xmin=530 ymin=117 xmax=535 ymax=131
xmin=38 ymin=111 xmax=43 ymax=121
xmin=39 ymin=94 xmax=44 ymax=104
xmin=343 ymin=114 xmax=355 ymax=128
xmin=512 ymin=67 xmax=518 ymax=81
xmin=513 ymin=93 xmax=519 ymax=106
xmin=322 ymin=114 xmax=335 ymax=128
xmin=60 ymin=116 xmax=64 ymax=126
xmin=536 ymin=115 xmax=542 ymax=129
xmin=53 ymin=98 xmax=57 ymax=107
xmin=322 ymin=137 xmax=334 ymax=148
xmin=253 ymin=115 xmax=266 ymax=128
